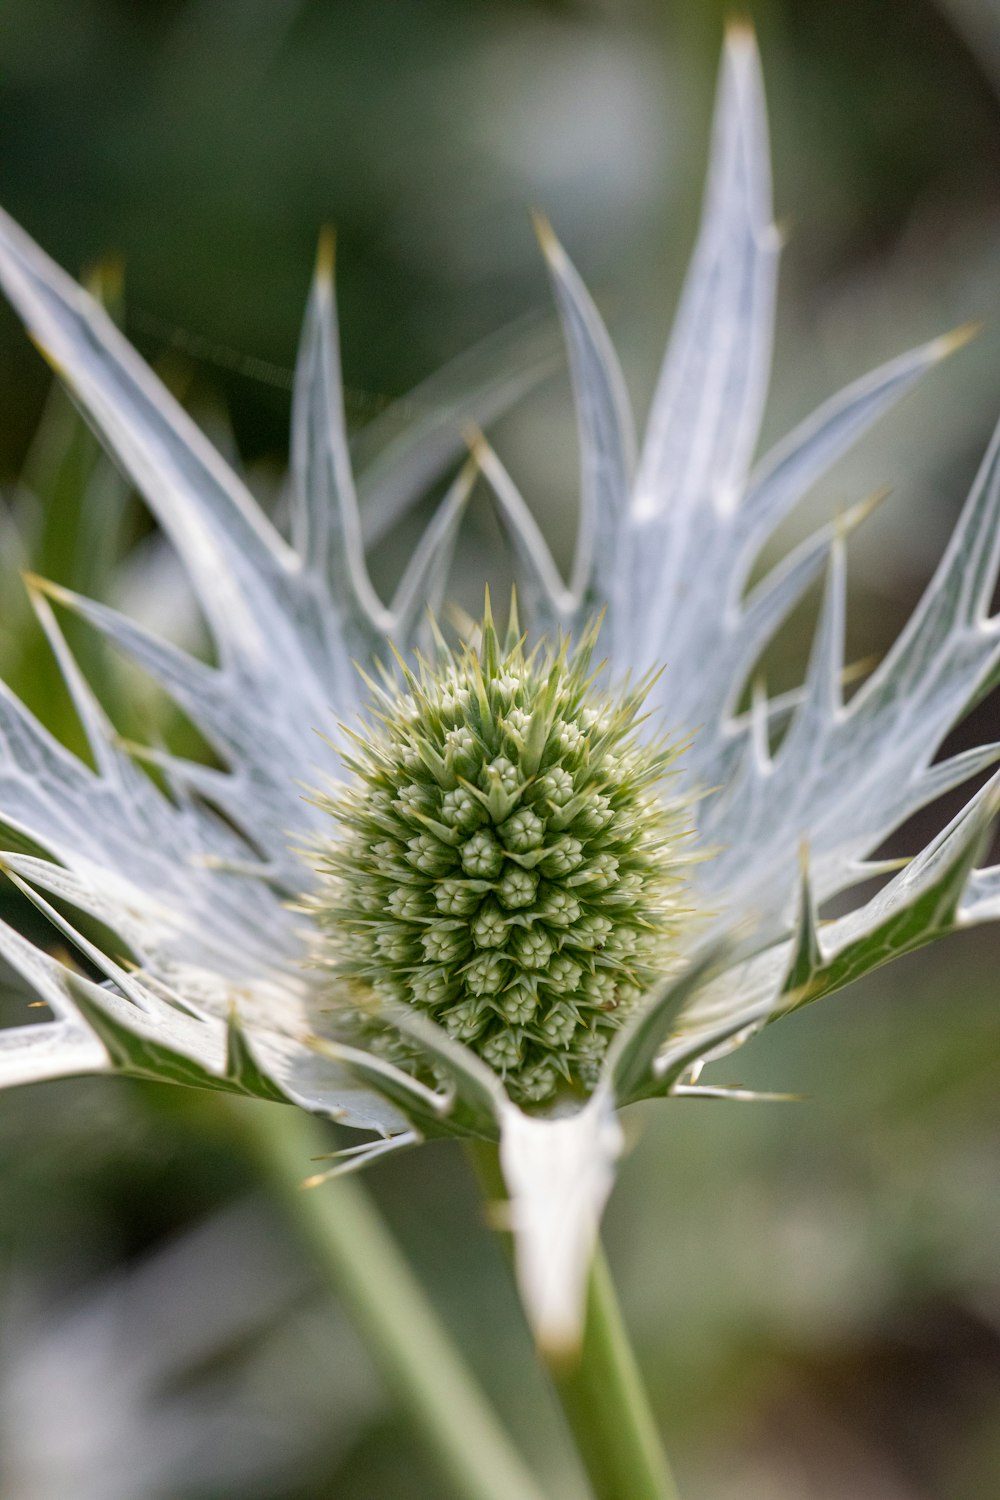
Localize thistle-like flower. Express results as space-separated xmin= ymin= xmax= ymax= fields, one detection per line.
xmin=307 ymin=608 xmax=692 ymax=1105
xmin=0 ymin=26 xmax=998 ymax=1355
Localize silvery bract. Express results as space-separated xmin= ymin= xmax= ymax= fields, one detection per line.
xmin=1 ymin=26 xmax=998 ymax=1354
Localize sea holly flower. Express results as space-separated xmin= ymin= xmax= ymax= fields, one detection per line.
xmin=304 ymin=606 xmax=694 ymax=1105
xmin=0 ymin=24 xmax=998 ymax=1365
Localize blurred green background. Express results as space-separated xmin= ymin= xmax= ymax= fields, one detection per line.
xmin=2 ymin=1 xmax=1000 ymax=1496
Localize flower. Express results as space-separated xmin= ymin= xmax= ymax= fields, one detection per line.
xmin=305 ymin=606 xmax=693 ymax=1104
xmin=0 ymin=24 xmax=998 ymax=1355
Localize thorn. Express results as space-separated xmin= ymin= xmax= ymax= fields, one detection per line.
xmin=840 ymin=483 xmax=892 ymax=538
xmin=455 ymin=449 xmax=481 ymax=487
xmin=27 ymin=332 xmax=67 ymax=378
xmin=445 ymin=600 xmax=478 ymax=640
xmin=750 ymin=673 xmax=771 ymax=764
xmin=530 ymin=208 xmax=560 ymax=263
xmin=724 ymin=14 xmax=758 ymax=59
xmin=20 ymin=570 xmax=63 ymax=600
xmin=863 ymin=856 xmax=912 ymax=875
xmin=505 ymin=586 xmax=521 ymax=652
xmin=842 ymin=653 xmax=880 ymax=687
xmin=462 ymin=420 xmax=488 ymax=461
xmin=315 ymin=226 xmax=336 ymax=283
xmin=83 ymin=256 xmax=125 ymax=307
xmin=932 ymin=320 xmax=981 ymax=359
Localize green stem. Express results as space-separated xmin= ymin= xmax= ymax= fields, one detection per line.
xmin=241 ymin=1103 xmax=549 ymax=1500
xmin=469 ymin=1140 xmax=679 ymax=1500
xmin=549 ymin=1246 xmax=680 ymax=1500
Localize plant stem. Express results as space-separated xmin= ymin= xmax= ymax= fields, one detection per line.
xmin=548 ymin=1246 xmax=680 ymax=1500
xmin=242 ymin=1103 xmax=549 ymax=1500
xmin=470 ymin=1139 xmax=679 ymax=1500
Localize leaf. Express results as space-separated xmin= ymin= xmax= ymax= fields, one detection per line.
xmin=0 ymin=912 xmax=109 ymax=1086
xmin=484 ymin=24 xmax=985 ymax=962
xmin=0 ymin=858 xmax=404 ymax=1129
xmin=354 ymin=312 xmax=561 ymax=544
xmin=606 ymin=943 xmax=733 ymax=1107
xmin=301 ymin=1130 xmax=420 ymax=1186
xmin=68 ymin=974 xmax=235 ymax=1090
xmin=0 ymin=204 xmax=301 ymax=668
xmin=0 ymin=206 xmax=488 ymax=891
xmin=473 ymin=434 xmax=576 ymax=632
xmin=306 ymin=1035 xmax=455 ymax=1139
xmin=225 ymin=1008 xmax=293 ymax=1102
xmin=626 ymin=24 xmax=778 ymax=657
xmin=783 ymin=770 xmax=1000 ymax=1009
xmin=390 ymin=457 xmax=478 ymax=648
xmin=0 ymin=1016 xmax=108 ymax=1089
xmin=290 ymin=231 xmax=395 ymax=654
xmin=532 ymin=214 xmax=635 ymax=620
xmin=783 ymin=851 xmax=821 ymax=992
xmin=380 ymin=1001 xmax=506 ymax=1139
xmin=739 ymin=326 xmax=975 ymax=543
xmin=646 ymin=771 xmax=1000 ymax=1089
xmin=699 ymin=416 xmax=1000 ymax=929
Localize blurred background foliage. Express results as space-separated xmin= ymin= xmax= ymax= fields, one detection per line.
xmin=1 ymin=0 xmax=1000 ymax=1496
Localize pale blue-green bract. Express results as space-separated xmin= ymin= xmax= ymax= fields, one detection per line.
xmin=0 ymin=26 xmax=997 ymax=1353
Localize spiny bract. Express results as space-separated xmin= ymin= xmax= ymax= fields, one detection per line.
xmin=308 ymin=604 xmax=693 ymax=1105
xmin=2 ymin=24 xmax=1000 ymax=1351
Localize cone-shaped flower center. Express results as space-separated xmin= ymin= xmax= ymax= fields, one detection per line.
xmin=310 ymin=606 xmax=695 ymax=1105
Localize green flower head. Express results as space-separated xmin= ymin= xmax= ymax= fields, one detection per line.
xmin=308 ymin=600 xmax=694 ymax=1106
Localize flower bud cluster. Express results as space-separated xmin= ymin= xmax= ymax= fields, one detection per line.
xmin=309 ymin=607 xmax=694 ymax=1106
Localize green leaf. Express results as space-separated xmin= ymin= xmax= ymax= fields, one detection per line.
xmin=68 ymin=974 xmax=233 ymax=1092
xmin=607 ymin=944 xmax=735 ymax=1107
xmin=781 ymin=772 xmax=1000 ymax=1014
xmin=225 ymin=1007 xmax=293 ymax=1102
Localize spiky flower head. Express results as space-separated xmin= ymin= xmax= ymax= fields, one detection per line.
xmin=308 ymin=602 xmax=692 ymax=1105
xmin=2 ymin=24 xmax=1000 ymax=1352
